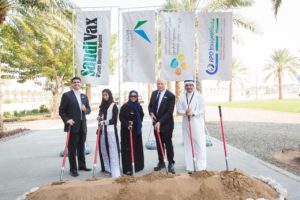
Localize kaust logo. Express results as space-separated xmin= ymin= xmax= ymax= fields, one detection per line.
xmin=134 ymin=20 xmax=151 ymax=43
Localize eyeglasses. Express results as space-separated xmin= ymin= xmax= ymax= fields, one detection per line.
xmin=130 ymin=95 xmax=137 ymax=98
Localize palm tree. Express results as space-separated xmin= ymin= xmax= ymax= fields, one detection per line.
xmin=229 ymin=58 xmax=248 ymax=101
xmin=0 ymin=6 xmax=73 ymax=116
xmin=162 ymin=0 xmax=258 ymax=99
xmin=272 ymin=0 xmax=282 ymax=19
xmin=0 ymin=0 xmax=73 ymax=130
xmin=0 ymin=0 xmax=73 ymax=25
xmin=263 ymin=48 xmax=300 ymax=99
xmin=0 ymin=0 xmax=9 ymax=24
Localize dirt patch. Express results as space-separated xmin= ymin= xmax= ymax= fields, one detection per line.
xmin=25 ymin=170 xmax=279 ymax=200
xmin=273 ymin=150 xmax=300 ymax=170
xmin=137 ymin=172 xmax=176 ymax=182
xmin=0 ymin=128 xmax=30 ymax=141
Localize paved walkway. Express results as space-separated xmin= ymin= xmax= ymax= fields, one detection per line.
xmin=205 ymin=106 xmax=300 ymax=124
xmin=0 ymin=107 xmax=299 ymax=200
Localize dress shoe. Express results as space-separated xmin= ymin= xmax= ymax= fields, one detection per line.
xmin=78 ymin=167 xmax=92 ymax=171
xmin=168 ymin=163 xmax=175 ymax=174
xmin=103 ymin=171 xmax=111 ymax=176
xmin=125 ymin=171 xmax=133 ymax=176
xmin=70 ymin=170 xmax=79 ymax=177
xmin=154 ymin=163 xmax=165 ymax=171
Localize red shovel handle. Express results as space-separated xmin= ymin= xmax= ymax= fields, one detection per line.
xmin=93 ymin=126 xmax=101 ymax=164
xmin=218 ymin=106 xmax=228 ymax=157
xmin=61 ymin=125 xmax=71 ymax=168
xmin=155 ymin=127 xmax=165 ymax=160
xmin=188 ymin=118 xmax=195 ymax=158
xmin=129 ymin=127 xmax=135 ymax=165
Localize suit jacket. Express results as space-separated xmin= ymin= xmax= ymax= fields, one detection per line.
xmin=148 ymin=89 xmax=175 ymax=133
xmin=59 ymin=90 xmax=91 ymax=133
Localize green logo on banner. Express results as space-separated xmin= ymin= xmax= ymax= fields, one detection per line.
xmin=81 ymin=18 xmax=98 ymax=77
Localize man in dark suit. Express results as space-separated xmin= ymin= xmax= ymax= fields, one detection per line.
xmin=59 ymin=77 xmax=91 ymax=177
xmin=148 ymin=78 xmax=175 ymax=173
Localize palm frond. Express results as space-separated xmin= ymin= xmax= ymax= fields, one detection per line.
xmin=272 ymin=0 xmax=282 ymax=19
xmin=233 ymin=12 xmax=261 ymax=33
xmin=203 ymin=0 xmax=254 ymax=12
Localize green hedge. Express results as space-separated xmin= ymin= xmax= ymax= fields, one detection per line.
xmin=3 ymin=104 xmax=50 ymax=119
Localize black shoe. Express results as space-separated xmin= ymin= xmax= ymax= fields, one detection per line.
xmin=70 ymin=170 xmax=79 ymax=177
xmin=187 ymin=171 xmax=193 ymax=175
xmin=102 ymin=171 xmax=111 ymax=176
xmin=168 ymin=163 xmax=175 ymax=174
xmin=125 ymin=171 xmax=133 ymax=176
xmin=78 ymin=167 xmax=92 ymax=171
xmin=154 ymin=163 xmax=165 ymax=171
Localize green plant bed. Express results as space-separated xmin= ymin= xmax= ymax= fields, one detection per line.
xmin=208 ymin=99 xmax=300 ymax=113
xmin=3 ymin=113 xmax=51 ymax=122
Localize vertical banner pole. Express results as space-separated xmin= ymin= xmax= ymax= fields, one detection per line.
xmin=118 ymin=8 xmax=121 ymax=105
xmin=72 ymin=9 xmax=75 ymax=77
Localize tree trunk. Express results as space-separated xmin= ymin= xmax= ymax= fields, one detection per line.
xmin=0 ymin=67 xmax=3 ymax=131
xmin=50 ymin=90 xmax=60 ymax=117
xmin=85 ymin=84 xmax=92 ymax=102
xmin=195 ymin=70 xmax=202 ymax=94
xmin=0 ymin=86 xmax=3 ymax=132
xmin=278 ymin=69 xmax=283 ymax=100
xmin=175 ymin=81 xmax=183 ymax=104
xmin=167 ymin=81 xmax=172 ymax=91
xmin=229 ymin=81 xmax=233 ymax=102
xmin=50 ymin=77 xmax=64 ymax=117
xmin=148 ymin=83 xmax=152 ymax=105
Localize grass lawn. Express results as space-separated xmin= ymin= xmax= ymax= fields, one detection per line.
xmin=208 ymin=99 xmax=300 ymax=113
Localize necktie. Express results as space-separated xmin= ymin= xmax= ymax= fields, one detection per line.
xmin=153 ymin=92 xmax=161 ymax=114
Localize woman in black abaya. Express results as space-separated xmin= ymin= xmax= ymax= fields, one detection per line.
xmin=119 ymin=90 xmax=144 ymax=175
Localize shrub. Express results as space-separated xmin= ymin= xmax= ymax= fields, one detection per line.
xmin=39 ymin=104 xmax=49 ymax=113
xmin=3 ymin=112 xmax=11 ymax=118
xmin=13 ymin=110 xmax=19 ymax=117
xmin=31 ymin=109 xmax=40 ymax=114
xmin=4 ymin=99 xmax=12 ymax=104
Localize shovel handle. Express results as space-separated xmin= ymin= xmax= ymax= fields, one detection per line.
xmin=60 ymin=125 xmax=71 ymax=181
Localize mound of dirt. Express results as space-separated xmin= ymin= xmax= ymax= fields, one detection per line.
xmin=25 ymin=170 xmax=279 ymax=200
xmin=273 ymin=150 xmax=300 ymax=170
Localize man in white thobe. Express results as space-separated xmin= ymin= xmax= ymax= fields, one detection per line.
xmin=177 ymin=80 xmax=206 ymax=172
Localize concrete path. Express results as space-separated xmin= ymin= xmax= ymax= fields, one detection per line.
xmin=0 ymin=107 xmax=299 ymax=200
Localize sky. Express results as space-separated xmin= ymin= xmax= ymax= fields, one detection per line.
xmin=233 ymin=0 xmax=300 ymax=86
xmin=69 ymin=0 xmax=300 ymax=87
xmin=7 ymin=0 xmax=300 ymax=91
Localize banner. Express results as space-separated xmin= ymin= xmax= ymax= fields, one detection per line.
xmin=76 ymin=11 xmax=111 ymax=84
xmin=122 ymin=11 xmax=155 ymax=82
xmin=198 ymin=12 xmax=232 ymax=80
xmin=161 ymin=12 xmax=195 ymax=81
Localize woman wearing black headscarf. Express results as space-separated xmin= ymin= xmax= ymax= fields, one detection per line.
xmin=98 ymin=89 xmax=120 ymax=178
xmin=119 ymin=90 xmax=144 ymax=175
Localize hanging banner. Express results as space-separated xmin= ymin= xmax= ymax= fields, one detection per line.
xmin=161 ymin=12 xmax=195 ymax=81
xmin=76 ymin=11 xmax=111 ymax=84
xmin=122 ymin=11 xmax=155 ymax=82
xmin=198 ymin=12 xmax=232 ymax=80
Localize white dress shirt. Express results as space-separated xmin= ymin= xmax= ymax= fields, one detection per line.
xmin=73 ymin=89 xmax=82 ymax=119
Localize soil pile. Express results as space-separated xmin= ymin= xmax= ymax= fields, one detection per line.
xmin=273 ymin=150 xmax=300 ymax=170
xmin=26 ymin=170 xmax=279 ymax=200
